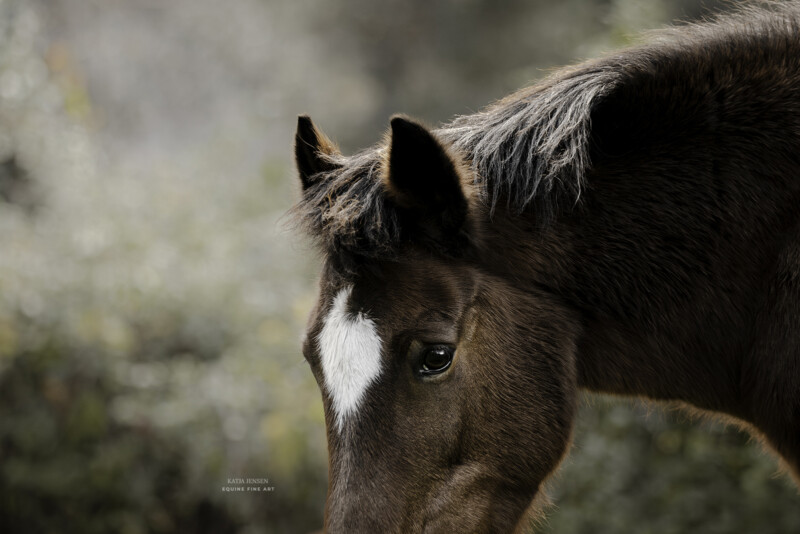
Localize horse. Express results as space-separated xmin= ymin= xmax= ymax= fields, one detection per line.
xmin=291 ymin=3 xmax=800 ymax=532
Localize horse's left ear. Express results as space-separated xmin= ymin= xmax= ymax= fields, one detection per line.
xmin=385 ymin=116 xmax=469 ymax=244
xmin=295 ymin=115 xmax=341 ymax=191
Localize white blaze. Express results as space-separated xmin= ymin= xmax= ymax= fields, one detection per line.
xmin=317 ymin=285 xmax=383 ymax=431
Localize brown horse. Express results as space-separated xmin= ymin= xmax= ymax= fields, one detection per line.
xmin=292 ymin=3 xmax=800 ymax=532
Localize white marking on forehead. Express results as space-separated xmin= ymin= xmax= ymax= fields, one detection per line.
xmin=317 ymin=285 xmax=383 ymax=432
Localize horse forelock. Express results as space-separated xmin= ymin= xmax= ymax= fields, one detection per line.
xmin=291 ymin=145 xmax=402 ymax=261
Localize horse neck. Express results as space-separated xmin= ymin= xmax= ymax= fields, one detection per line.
xmin=479 ymin=127 xmax=800 ymax=422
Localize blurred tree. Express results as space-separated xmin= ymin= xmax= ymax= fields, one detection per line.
xmin=298 ymin=0 xmax=733 ymax=149
xmin=0 ymin=156 xmax=38 ymax=213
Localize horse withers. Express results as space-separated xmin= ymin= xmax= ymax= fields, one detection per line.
xmin=292 ymin=3 xmax=800 ymax=532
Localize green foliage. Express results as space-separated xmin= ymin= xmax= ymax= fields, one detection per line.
xmin=536 ymin=399 xmax=800 ymax=533
xmin=1 ymin=341 xmax=208 ymax=534
xmin=0 ymin=330 xmax=328 ymax=534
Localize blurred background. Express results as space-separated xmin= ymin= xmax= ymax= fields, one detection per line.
xmin=0 ymin=0 xmax=798 ymax=532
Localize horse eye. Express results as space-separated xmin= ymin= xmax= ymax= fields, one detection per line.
xmin=419 ymin=345 xmax=454 ymax=376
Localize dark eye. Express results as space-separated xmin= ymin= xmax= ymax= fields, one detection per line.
xmin=419 ymin=345 xmax=454 ymax=376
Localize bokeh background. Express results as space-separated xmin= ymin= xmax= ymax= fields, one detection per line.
xmin=0 ymin=0 xmax=798 ymax=532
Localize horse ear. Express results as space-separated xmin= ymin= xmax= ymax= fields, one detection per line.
xmin=295 ymin=115 xmax=341 ymax=191
xmin=385 ymin=116 xmax=469 ymax=240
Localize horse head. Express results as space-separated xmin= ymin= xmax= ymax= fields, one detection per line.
xmin=294 ymin=115 xmax=579 ymax=532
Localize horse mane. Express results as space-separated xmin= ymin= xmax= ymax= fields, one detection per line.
xmin=293 ymin=1 xmax=800 ymax=258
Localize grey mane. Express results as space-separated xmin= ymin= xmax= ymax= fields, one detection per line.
xmin=437 ymin=66 xmax=618 ymax=217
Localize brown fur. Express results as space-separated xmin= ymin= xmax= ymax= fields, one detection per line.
xmin=293 ymin=2 xmax=800 ymax=532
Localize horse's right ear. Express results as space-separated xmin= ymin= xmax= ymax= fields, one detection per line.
xmin=385 ymin=116 xmax=471 ymax=253
xmin=295 ymin=115 xmax=341 ymax=191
